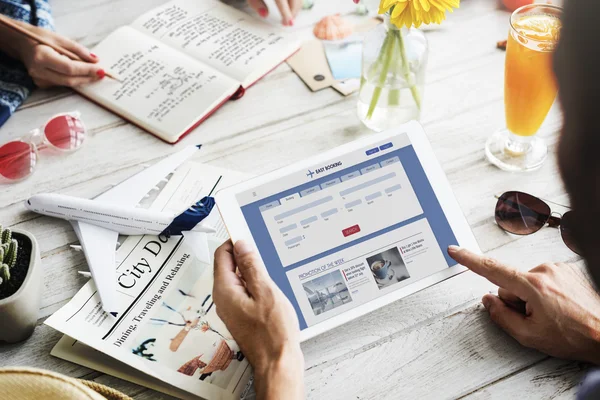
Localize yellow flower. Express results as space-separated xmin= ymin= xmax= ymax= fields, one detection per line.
xmin=378 ymin=0 xmax=460 ymax=28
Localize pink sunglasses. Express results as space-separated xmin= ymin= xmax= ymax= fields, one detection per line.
xmin=0 ymin=112 xmax=86 ymax=182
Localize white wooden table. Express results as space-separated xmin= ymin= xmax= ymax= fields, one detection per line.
xmin=0 ymin=0 xmax=587 ymax=398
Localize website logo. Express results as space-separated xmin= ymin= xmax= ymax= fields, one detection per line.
xmin=306 ymin=169 xmax=315 ymax=179
xmin=314 ymin=161 xmax=343 ymax=176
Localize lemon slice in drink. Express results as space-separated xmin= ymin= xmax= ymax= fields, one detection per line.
xmin=513 ymin=14 xmax=561 ymax=42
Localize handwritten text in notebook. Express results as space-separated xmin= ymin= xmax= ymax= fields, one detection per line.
xmin=77 ymin=0 xmax=299 ymax=143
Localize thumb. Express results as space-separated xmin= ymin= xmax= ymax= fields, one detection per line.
xmin=482 ymin=294 xmax=529 ymax=342
xmin=247 ymin=0 xmax=269 ymax=18
xmin=233 ymin=240 xmax=270 ymax=293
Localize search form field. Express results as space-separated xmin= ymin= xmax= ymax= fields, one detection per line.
xmin=339 ymin=173 xmax=396 ymax=197
xmin=261 ymin=161 xmax=423 ymax=267
xmin=274 ymin=196 xmax=334 ymax=221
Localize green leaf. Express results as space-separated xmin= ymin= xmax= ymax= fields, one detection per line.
xmin=0 ymin=247 xmax=4 ymax=265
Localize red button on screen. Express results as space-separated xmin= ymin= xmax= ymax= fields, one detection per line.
xmin=342 ymin=225 xmax=361 ymax=237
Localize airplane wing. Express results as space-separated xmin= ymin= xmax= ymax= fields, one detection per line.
xmin=95 ymin=145 xmax=200 ymax=207
xmin=75 ymin=145 xmax=200 ymax=315
xmin=71 ymin=221 xmax=119 ymax=316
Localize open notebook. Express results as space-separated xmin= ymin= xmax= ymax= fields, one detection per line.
xmin=78 ymin=0 xmax=300 ymax=143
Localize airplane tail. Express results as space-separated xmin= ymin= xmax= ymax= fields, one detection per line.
xmin=160 ymin=196 xmax=215 ymax=237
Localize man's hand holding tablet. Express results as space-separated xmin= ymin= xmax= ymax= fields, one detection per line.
xmin=213 ymin=240 xmax=305 ymax=399
xmin=215 ymin=121 xmax=480 ymax=341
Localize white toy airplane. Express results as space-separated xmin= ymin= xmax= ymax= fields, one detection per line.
xmin=25 ymin=145 xmax=216 ymax=317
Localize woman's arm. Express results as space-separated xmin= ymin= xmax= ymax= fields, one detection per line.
xmin=0 ymin=19 xmax=104 ymax=88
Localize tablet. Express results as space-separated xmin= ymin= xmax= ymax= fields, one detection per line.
xmin=215 ymin=121 xmax=480 ymax=342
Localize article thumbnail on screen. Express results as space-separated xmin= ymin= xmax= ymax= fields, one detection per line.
xmin=302 ymin=270 xmax=352 ymax=316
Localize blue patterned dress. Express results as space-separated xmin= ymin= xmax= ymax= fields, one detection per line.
xmin=0 ymin=0 xmax=54 ymax=127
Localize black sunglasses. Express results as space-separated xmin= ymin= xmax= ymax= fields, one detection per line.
xmin=494 ymin=191 xmax=580 ymax=255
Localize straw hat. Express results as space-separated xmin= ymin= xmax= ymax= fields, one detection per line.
xmin=0 ymin=367 xmax=131 ymax=400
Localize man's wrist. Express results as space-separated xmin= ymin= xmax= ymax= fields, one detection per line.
xmin=254 ymin=344 xmax=305 ymax=399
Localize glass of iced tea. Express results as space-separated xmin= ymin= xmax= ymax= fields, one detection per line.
xmin=485 ymin=4 xmax=562 ymax=172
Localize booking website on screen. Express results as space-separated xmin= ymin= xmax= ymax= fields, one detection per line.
xmin=236 ymin=133 xmax=459 ymax=330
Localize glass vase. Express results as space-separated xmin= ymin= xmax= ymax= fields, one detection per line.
xmin=357 ymin=17 xmax=428 ymax=132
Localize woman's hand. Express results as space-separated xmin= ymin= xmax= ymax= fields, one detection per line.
xmin=247 ymin=0 xmax=302 ymax=26
xmin=448 ymin=246 xmax=600 ymax=364
xmin=0 ymin=20 xmax=104 ymax=88
xmin=213 ymin=240 xmax=304 ymax=400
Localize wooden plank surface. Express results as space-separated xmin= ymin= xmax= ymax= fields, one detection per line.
xmin=0 ymin=0 xmax=586 ymax=399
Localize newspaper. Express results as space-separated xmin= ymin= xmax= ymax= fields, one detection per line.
xmin=45 ymin=162 xmax=252 ymax=400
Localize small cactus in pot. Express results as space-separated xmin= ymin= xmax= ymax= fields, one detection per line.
xmin=0 ymin=226 xmax=18 ymax=286
xmin=0 ymin=224 xmax=41 ymax=343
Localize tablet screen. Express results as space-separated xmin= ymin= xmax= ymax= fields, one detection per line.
xmin=235 ymin=133 xmax=459 ymax=330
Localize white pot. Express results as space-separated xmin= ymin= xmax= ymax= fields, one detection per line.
xmin=0 ymin=229 xmax=42 ymax=343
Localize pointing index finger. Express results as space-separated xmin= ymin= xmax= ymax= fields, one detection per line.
xmin=448 ymin=246 xmax=530 ymax=300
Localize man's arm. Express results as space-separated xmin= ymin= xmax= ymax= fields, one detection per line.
xmin=214 ymin=240 xmax=304 ymax=399
xmin=449 ymin=245 xmax=600 ymax=364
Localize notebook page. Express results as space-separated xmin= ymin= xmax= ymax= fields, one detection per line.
xmin=78 ymin=26 xmax=239 ymax=142
xmin=130 ymin=0 xmax=298 ymax=87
